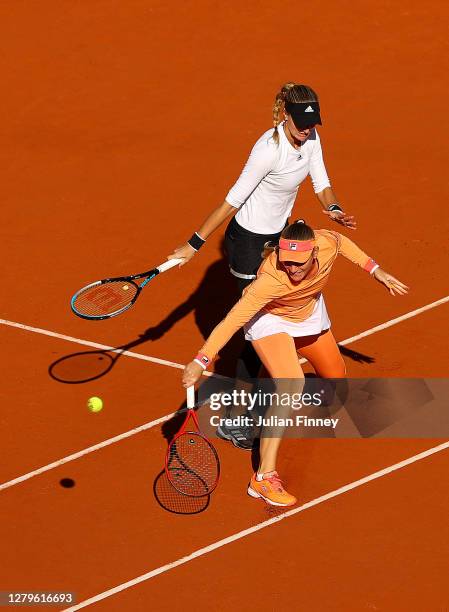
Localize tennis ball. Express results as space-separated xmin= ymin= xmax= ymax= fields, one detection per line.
xmin=87 ymin=396 xmax=103 ymax=413
xmin=122 ymin=285 xmax=129 ymax=291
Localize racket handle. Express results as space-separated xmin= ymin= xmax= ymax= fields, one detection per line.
xmin=157 ymin=258 xmax=183 ymax=274
xmin=186 ymin=385 xmax=196 ymax=409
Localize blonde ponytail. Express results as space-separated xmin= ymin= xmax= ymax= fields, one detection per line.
xmin=272 ymin=82 xmax=296 ymax=145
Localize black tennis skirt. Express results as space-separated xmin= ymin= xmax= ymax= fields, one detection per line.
xmin=224 ymin=217 xmax=284 ymax=282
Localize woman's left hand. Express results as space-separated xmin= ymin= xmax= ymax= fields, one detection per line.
xmin=182 ymin=361 xmax=204 ymax=387
xmin=322 ymin=209 xmax=357 ymax=230
xmin=373 ymin=268 xmax=409 ymax=296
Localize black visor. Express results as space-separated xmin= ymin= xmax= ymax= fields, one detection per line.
xmin=285 ymin=101 xmax=322 ymax=129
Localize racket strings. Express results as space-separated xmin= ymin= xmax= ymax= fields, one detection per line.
xmin=72 ymin=281 xmax=138 ymax=317
xmin=167 ymin=432 xmax=219 ymax=497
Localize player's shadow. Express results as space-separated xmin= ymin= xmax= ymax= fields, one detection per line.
xmin=47 ymin=330 xmax=170 ymax=384
xmin=153 ymin=470 xmax=210 ymax=514
xmin=139 ymin=248 xmax=244 ymax=376
xmin=338 ymin=346 xmax=374 ymax=364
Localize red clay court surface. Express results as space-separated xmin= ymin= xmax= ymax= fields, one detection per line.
xmin=1 ymin=1 xmax=448 ymax=610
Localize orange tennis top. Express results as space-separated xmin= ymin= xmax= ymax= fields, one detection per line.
xmin=197 ymin=229 xmax=377 ymax=364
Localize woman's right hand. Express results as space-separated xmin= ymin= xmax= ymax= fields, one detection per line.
xmin=182 ymin=361 xmax=204 ymax=387
xmin=167 ymin=243 xmax=196 ymax=267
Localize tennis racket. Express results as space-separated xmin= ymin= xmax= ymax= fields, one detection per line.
xmin=165 ymin=386 xmax=220 ymax=497
xmin=70 ymin=258 xmax=182 ymax=320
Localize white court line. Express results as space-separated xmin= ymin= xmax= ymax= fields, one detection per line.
xmin=0 ymin=294 xmax=448 ymax=492
xmin=63 ymin=440 xmax=449 ymax=611
xmin=0 ymin=397 xmax=215 ymax=492
xmin=0 ymin=318 xmax=224 ymax=379
xmin=299 ymin=294 xmax=449 ymax=364
xmin=337 ymin=294 xmax=449 ymax=346
xmin=0 ymin=412 xmax=175 ymax=492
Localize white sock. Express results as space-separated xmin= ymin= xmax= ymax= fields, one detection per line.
xmin=256 ymin=470 xmax=275 ymax=481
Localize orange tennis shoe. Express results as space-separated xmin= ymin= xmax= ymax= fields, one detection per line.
xmin=247 ymin=471 xmax=297 ymax=507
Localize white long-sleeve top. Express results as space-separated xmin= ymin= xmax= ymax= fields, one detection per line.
xmin=226 ymin=122 xmax=331 ymax=234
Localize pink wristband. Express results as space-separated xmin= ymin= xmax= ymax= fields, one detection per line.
xmin=194 ymin=353 xmax=210 ymax=370
xmin=364 ymin=258 xmax=379 ymax=274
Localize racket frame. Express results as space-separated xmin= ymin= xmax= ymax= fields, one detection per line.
xmin=165 ymin=386 xmax=220 ymax=497
xmin=70 ymin=258 xmax=182 ymax=320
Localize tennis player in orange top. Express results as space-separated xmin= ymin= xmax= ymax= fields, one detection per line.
xmin=182 ymin=220 xmax=408 ymax=506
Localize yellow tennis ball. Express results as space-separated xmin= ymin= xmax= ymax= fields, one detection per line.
xmin=87 ymin=396 xmax=103 ymax=413
xmin=122 ymin=285 xmax=129 ymax=291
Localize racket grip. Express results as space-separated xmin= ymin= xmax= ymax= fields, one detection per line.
xmin=186 ymin=385 xmax=196 ymax=409
xmin=157 ymin=258 xmax=183 ymax=273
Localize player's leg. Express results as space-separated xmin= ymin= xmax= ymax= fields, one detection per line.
xmin=294 ymin=329 xmax=346 ymax=378
xmin=294 ymin=329 xmax=346 ymax=417
xmin=247 ymin=333 xmax=301 ymax=506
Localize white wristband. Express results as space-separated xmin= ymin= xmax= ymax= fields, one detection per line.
xmin=194 ymin=359 xmax=207 ymax=370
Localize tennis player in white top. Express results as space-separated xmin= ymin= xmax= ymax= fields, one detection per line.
xmin=167 ymin=82 xmax=357 ymax=449
xmin=168 ymin=82 xmax=355 ymax=286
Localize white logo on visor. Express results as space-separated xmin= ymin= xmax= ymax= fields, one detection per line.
xmin=289 ymin=242 xmax=298 ymax=250
xmin=305 ymin=106 xmax=314 ymax=113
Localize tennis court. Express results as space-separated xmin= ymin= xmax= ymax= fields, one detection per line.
xmin=1 ymin=1 xmax=448 ymax=610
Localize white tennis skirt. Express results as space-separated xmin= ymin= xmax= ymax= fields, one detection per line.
xmin=244 ymin=293 xmax=331 ymax=342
